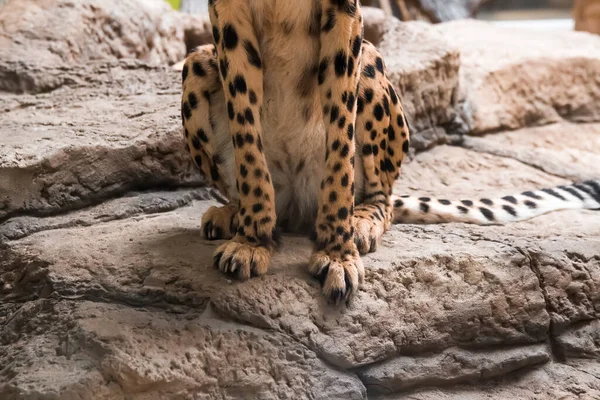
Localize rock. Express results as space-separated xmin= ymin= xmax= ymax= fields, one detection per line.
xmin=0 ymin=0 xmax=187 ymax=93
xmin=377 ymin=18 xmax=461 ymax=140
xmin=398 ymin=0 xmax=491 ymax=23
xmin=357 ymin=345 xmax=550 ymax=394
xmin=380 ymin=360 xmax=600 ymax=399
xmin=0 ymin=17 xmax=460 ymax=221
xmin=0 ymin=63 xmax=203 ymax=222
xmin=462 ymin=122 xmax=600 ymax=181
xmin=436 ymin=20 xmax=600 ymax=134
xmin=0 ymin=300 xmax=366 ymax=399
xmin=3 ymin=135 xmax=600 ymax=397
xmin=575 ymin=0 xmax=600 ymax=35
xmin=555 ymin=320 xmax=600 ymax=359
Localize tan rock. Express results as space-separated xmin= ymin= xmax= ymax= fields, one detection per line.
xmin=381 ymin=360 xmax=600 ymax=399
xmin=0 ymin=300 xmax=366 ymax=399
xmin=357 ymin=345 xmax=550 ymax=394
xmin=0 ymin=0 xmax=187 ymax=93
xmin=575 ymin=0 xmax=600 ymax=35
xmin=462 ymin=122 xmax=600 ymax=181
xmin=378 ymin=18 xmax=461 ymax=142
xmin=436 ymin=20 xmax=600 ymax=134
xmin=0 ymin=63 xmax=202 ymax=222
xmin=2 ymin=131 xmax=599 ymax=397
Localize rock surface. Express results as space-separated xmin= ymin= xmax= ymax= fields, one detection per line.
xmin=1 ymin=3 xmax=600 ymax=399
xmin=437 ymin=20 xmax=600 ymax=134
xmin=0 ymin=0 xmax=189 ymax=93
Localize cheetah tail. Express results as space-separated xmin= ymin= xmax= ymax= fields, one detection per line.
xmin=391 ymin=180 xmax=600 ymax=225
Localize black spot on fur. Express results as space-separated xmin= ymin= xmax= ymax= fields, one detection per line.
xmin=249 ymin=90 xmax=258 ymax=104
xmin=193 ymin=62 xmax=206 ymax=77
xmin=244 ymin=40 xmax=262 ymax=68
xmin=197 ymin=128 xmax=208 ymax=142
xmin=363 ymin=65 xmax=376 ymax=78
xmin=223 ymin=24 xmax=239 ymax=50
xmin=502 ymin=196 xmax=518 ymax=204
xmin=542 ymin=188 xmax=566 ymax=201
xmin=522 ymin=191 xmax=542 ymax=200
xmin=461 ymin=200 xmax=473 ymax=207
xmin=188 ymin=92 xmax=198 ymax=109
xmin=480 ymin=198 xmax=493 ymax=206
xmin=352 ymin=35 xmax=362 ymax=58
xmin=194 ymin=155 xmax=202 ymax=168
xmin=480 ymin=207 xmax=495 ymax=221
xmin=559 ymin=185 xmax=584 ymax=200
xmin=212 ymin=26 xmax=220 ymax=44
xmin=420 ymin=203 xmax=429 ymax=213
xmin=402 ymin=140 xmax=409 ymax=153
xmin=318 ymin=58 xmax=328 ymax=85
xmin=334 ymin=51 xmax=347 ymax=77
xmin=233 ymin=75 xmax=247 ymax=94
xmin=503 ymin=205 xmax=517 ymax=217
xmin=182 ymin=64 xmax=188 ymax=83
xmin=364 ymin=88 xmax=374 ymax=104
xmin=341 ymin=174 xmax=349 ymax=187
xmin=227 ymin=101 xmax=234 ymax=120
xmin=525 ymin=200 xmax=537 ymax=209
xmin=338 ymin=207 xmax=349 ymax=220
xmin=375 ymin=57 xmax=384 ymax=73
xmin=457 ymin=206 xmax=469 ymax=214
xmin=439 ymin=199 xmax=451 ymax=205
xmin=182 ymin=102 xmax=191 ymax=120
xmin=322 ymin=8 xmax=336 ymax=32
xmin=362 ymin=144 xmax=372 ymax=155
xmin=219 ymin=58 xmax=229 ymax=80
xmin=419 ymin=197 xmax=431 ymax=202
xmin=244 ymin=108 xmax=254 ymax=125
xmin=373 ymin=104 xmax=384 ymax=121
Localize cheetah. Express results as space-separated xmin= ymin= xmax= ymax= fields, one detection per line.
xmin=181 ymin=0 xmax=600 ymax=304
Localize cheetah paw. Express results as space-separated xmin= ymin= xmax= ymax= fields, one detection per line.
xmin=213 ymin=240 xmax=271 ymax=280
xmin=202 ymin=204 xmax=237 ymax=240
xmin=353 ymin=215 xmax=385 ymax=255
xmin=308 ymin=250 xmax=364 ymax=304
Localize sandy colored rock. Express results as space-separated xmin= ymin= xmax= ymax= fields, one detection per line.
xmin=0 ymin=300 xmax=365 ymax=399
xmin=0 ymin=0 xmax=189 ymax=93
xmin=462 ymin=122 xmax=600 ymax=181
xmin=381 ymin=360 xmax=600 ymax=399
xmin=555 ymin=320 xmax=600 ymax=359
xmin=398 ymin=0 xmax=491 ymax=22
xmin=436 ymin=20 xmax=600 ymax=134
xmin=357 ymin=345 xmax=550 ymax=394
xmin=378 ymin=18 xmax=461 ymax=142
xmin=0 ymin=63 xmax=202 ymax=222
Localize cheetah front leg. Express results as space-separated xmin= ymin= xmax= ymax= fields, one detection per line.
xmin=207 ymin=0 xmax=279 ymax=280
xmin=309 ymin=0 xmax=364 ymax=303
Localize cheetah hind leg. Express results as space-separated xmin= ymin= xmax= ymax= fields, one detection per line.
xmin=352 ymin=41 xmax=410 ymax=254
xmin=181 ymin=46 xmax=239 ymax=241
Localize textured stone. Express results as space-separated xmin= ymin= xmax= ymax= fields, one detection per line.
xmin=380 ymin=361 xmax=600 ymax=399
xmin=556 ymin=320 xmax=600 ymax=359
xmin=0 ymin=63 xmax=201 ymax=222
xmin=399 ymin=0 xmax=491 ymax=22
xmin=436 ymin=20 xmax=600 ymax=134
xmin=357 ymin=345 xmax=550 ymax=394
xmin=462 ymin=122 xmax=600 ymax=181
xmin=2 ymin=133 xmax=600 ymax=398
xmin=0 ymin=300 xmax=365 ymax=400
xmin=0 ymin=0 xmax=188 ymax=93
xmin=378 ymin=18 xmax=461 ymax=139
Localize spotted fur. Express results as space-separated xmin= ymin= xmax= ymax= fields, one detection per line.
xmin=181 ymin=0 xmax=596 ymax=305
xmin=392 ymin=180 xmax=600 ymax=225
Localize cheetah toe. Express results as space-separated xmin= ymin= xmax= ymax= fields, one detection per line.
xmin=353 ymin=215 xmax=385 ymax=255
xmin=213 ymin=240 xmax=271 ymax=281
xmin=308 ymin=250 xmax=364 ymax=304
xmin=201 ymin=204 xmax=237 ymax=240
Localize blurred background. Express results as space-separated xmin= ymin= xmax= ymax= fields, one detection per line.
xmin=163 ymin=0 xmax=599 ymax=34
